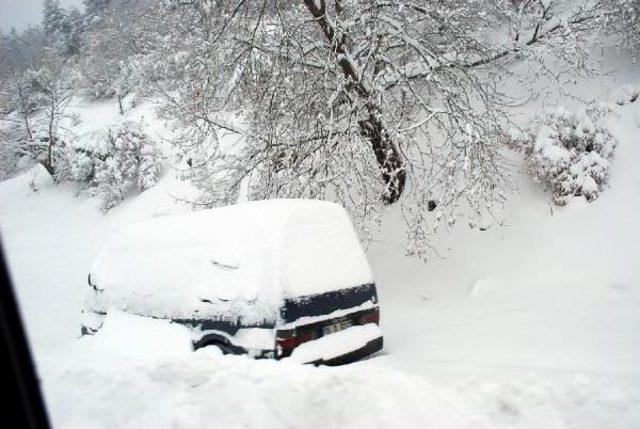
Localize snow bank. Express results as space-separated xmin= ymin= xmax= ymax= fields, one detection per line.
xmin=80 ymin=309 xmax=193 ymax=360
xmin=40 ymin=348 xmax=486 ymax=429
xmin=39 ymin=342 xmax=640 ymax=429
xmin=89 ymin=199 xmax=373 ymax=323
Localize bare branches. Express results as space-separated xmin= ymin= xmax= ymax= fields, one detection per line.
xmin=151 ymin=0 xmax=612 ymax=258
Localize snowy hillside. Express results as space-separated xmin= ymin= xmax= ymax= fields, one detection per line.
xmin=1 ymin=80 xmax=639 ymax=427
xmin=2 ymin=1 xmax=640 ymax=426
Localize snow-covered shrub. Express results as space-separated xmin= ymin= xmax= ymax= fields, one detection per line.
xmin=69 ymin=149 xmax=96 ymax=184
xmin=0 ymin=123 xmax=25 ymax=180
xmin=69 ymin=123 xmax=161 ymax=210
xmin=0 ymin=117 xmax=75 ymax=182
xmin=0 ymin=144 xmax=23 ymax=180
xmin=511 ymin=106 xmax=617 ymax=206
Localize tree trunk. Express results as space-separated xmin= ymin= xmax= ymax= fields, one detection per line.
xmin=46 ymin=99 xmax=56 ymax=177
xmin=303 ymin=0 xmax=406 ymax=204
xmin=40 ymin=159 xmax=54 ymax=176
xmin=42 ymin=137 xmax=55 ymax=177
xmin=117 ymin=95 xmax=124 ymax=115
xmin=23 ymin=115 xmax=33 ymax=141
xmin=17 ymin=85 xmax=33 ymax=141
xmin=358 ymin=111 xmax=406 ymax=204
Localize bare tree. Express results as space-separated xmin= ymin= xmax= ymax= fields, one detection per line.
xmin=0 ymin=27 xmax=46 ymax=135
xmin=0 ymin=28 xmax=47 ymax=175
xmin=151 ymin=0 xmax=614 ymax=256
xmin=77 ymin=0 xmax=163 ymax=114
xmin=613 ymin=0 xmax=640 ymax=57
xmin=29 ymin=58 xmax=77 ymax=177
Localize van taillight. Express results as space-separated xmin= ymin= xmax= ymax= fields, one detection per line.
xmin=277 ymin=329 xmax=317 ymax=351
xmin=359 ymin=309 xmax=379 ymax=325
xmin=277 ymin=336 xmax=298 ymax=350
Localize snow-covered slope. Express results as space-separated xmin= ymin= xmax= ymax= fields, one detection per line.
xmin=1 ymin=88 xmax=639 ymax=428
xmin=375 ymin=100 xmax=640 ymax=377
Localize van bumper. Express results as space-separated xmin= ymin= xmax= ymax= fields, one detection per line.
xmin=309 ymin=336 xmax=383 ymax=366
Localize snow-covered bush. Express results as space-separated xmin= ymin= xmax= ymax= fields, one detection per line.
xmin=0 ymin=121 xmax=27 ymax=180
xmin=69 ymin=123 xmax=161 ymax=210
xmin=511 ymin=106 xmax=617 ymax=206
xmin=68 ymin=148 xmax=96 ymax=184
xmin=0 ymin=118 xmax=75 ymax=182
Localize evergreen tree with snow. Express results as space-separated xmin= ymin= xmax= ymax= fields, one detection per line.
xmin=43 ymin=0 xmax=67 ymax=40
xmin=69 ymin=123 xmax=161 ymax=210
xmin=83 ymin=0 xmax=111 ymax=25
xmin=65 ymin=7 xmax=84 ymax=57
xmin=43 ymin=0 xmax=84 ymax=58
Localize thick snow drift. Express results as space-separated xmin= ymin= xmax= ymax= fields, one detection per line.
xmin=81 ymin=309 xmax=194 ymax=360
xmin=89 ymin=199 xmax=373 ymax=323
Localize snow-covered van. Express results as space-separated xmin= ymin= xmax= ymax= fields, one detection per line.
xmin=81 ymin=199 xmax=382 ymax=365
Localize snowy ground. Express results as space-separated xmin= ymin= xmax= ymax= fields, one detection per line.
xmin=1 ymin=83 xmax=640 ymax=428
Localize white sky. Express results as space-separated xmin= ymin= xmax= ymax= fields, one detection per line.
xmin=0 ymin=0 xmax=82 ymax=32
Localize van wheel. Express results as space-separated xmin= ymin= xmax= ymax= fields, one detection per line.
xmin=193 ymin=333 xmax=247 ymax=355
xmin=197 ymin=341 xmax=232 ymax=355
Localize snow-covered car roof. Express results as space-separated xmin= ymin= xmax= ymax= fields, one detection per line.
xmin=89 ymin=199 xmax=373 ymax=322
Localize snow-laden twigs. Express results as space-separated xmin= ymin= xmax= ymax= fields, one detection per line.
xmin=145 ymin=0 xmax=614 ymax=258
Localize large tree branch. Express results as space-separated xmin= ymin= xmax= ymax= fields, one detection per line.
xmin=303 ymin=0 xmax=407 ymax=204
xmin=383 ymin=8 xmax=609 ymax=91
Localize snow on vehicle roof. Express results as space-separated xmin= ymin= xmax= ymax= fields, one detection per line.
xmin=89 ymin=199 xmax=373 ymax=322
